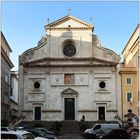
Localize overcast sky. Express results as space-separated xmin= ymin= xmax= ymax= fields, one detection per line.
xmin=1 ymin=1 xmax=139 ymax=70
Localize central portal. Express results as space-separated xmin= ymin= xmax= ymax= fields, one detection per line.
xmin=65 ymin=98 xmax=75 ymax=120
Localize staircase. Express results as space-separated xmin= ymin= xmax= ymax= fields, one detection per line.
xmin=58 ymin=121 xmax=83 ymax=139
xmin=15 ymin=120 xmax=84 ymax=139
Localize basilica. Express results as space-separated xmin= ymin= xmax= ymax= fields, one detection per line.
xmin=19 ymin=15 xmax=122 ymax=121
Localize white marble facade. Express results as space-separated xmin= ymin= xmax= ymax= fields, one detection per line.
xmin=19 ymin=15 xmax=121 ymax=121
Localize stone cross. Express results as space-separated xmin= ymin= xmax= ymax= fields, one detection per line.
xmin=67 ymin=7 xmax=72 ymax=15
xmin=47 ymin=18 xmax=49 ymax=24
xmin=90 ymin=17 xmax=93 ymax=24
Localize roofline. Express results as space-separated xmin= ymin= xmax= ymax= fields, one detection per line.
xmin=45 ymin=15 xmax=93 ymax=28
xmin=1 ymin=31 xmax=12 ymax=52
xmin=1 ymin=47 xmax=14 ymax=68
xmin=121 ymin=24 xmax=139 ymax=54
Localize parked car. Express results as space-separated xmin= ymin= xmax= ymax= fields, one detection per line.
xmin=22 ymin=128 xmax=46 ymax=137
xmin=23 ymin=128 xmax=56 ymax=139
xmin=14 ymin=125 xmax=30 ymax=130
xmin=34 ymin=128 xmax=56 ymax=139
xmin=1 ymin=130 xmax=48 ymax=139
xmin=34 ymin=127 xmax=55 ymax=135
xmin=83 ymin=123 xmax=121 ymax=138
xmin=101 ymin=129 xmax=130 ymax=139
xmin=1 ymin=127 xmax=11 ymax=131
xmin=127 ymin=126 xmax=139 ymax=139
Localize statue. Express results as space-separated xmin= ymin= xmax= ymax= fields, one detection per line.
xmin=92 ymin=34 xmax=101 ymax=47
xmin=38 ymin=35 xmax=47 ymax=46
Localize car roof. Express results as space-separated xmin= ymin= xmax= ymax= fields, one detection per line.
xmin=35 ymin=127 xmax=47 ymax=129
xmin=95 ymin=123 xmax=119 ymax=125
xmin=1 ymin=130 xmax=31 ymax=135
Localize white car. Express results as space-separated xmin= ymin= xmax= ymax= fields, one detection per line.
xmin=1 ymin=130 xmax=48 ymax=139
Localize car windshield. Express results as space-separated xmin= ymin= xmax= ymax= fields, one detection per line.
xmin=39 ymin=128 xmax=47 ymax=133
xmin=22 ymin=133 xmax=36 ymax=139
xmin=89 ymin=124 xmax=96 ymax=129
xmin=38 ymin=130 xmax=46 ymax=136
xmin=36 ymin=128 xmax=48 ymax=133
xmin=33 ymin=129 xmax=46 ymax=137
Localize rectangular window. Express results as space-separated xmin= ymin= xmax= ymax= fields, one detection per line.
xmin=127 ymin=92 xmax=132 ymax=102
xmin=64 ymin=74 xmax=75 ymax=84
xmin=5 ymin=74 xmax=9 ymax=83
xmin=5 ymin=112 xmax=7 ymax=120
xmin=4 ymin=92 xmax=9 ymax=104
xmin=126 ymin=77 xmax=132 ymax=85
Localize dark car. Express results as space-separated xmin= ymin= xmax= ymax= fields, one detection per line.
xmin=23 ymin=128 xmax=46 ymax=137
xmin=83 ymin=131 xmax=97 ymax=139
xmin=34 ymin=128 xmax=56 ymax=139
xmin=34 ymin=127 xmax=55 ymax=135
xmin=23 ymin=128 xmax=56 ymax=139
xmin=129 ymin=127 xmax=139 ymax=139
xmin=101 ymin=129 xmax=130 ymax=139
xmin=1 ymin=127 xmax=11 ymax=131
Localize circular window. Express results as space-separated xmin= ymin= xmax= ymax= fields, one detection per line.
xmin=99 ymin=81 xmax=106 ymax=88
xmin=63 ymin=41 xmax=76 ymax=57
xmin=34 ymin=82 xmax=40 ymax=89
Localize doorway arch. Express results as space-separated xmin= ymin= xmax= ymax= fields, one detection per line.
xmin=61 ymin=88 xmax=78 ymax=120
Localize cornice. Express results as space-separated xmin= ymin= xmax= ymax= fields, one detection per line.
xmin=45 ymin=27 xmax=93 ymax=30
xmin=119 ymin=71 xmax=137 ymax=74
xmin=119 ymin=67 xmax=137 ymax=74
xmin=23 ymin=63 xmax=116 ymax=68
xmin=122 ymin=24 xmax=139 ymax=54
xmin=22 ymin=110 xmax=62 ymax=112
xmin=42 ymin=110 xmax=62 ymax=112
xmin=128 ymin=38 xmax=139 ymax=53
xmin=1 ymin=47 xmax=14 ymax=68
xmin=78 ymin=110 xmax=97 ymax=112
xmin=22 ymin=57 xmax=118 ymax=65
xmin=1 ymin=32 xmax=12 ymax=52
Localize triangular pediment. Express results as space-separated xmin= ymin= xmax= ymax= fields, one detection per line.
xmin=45 ymin=15 xmax=93 ymax=29
xmin=61 ymin=88 xmax=78 ymax=95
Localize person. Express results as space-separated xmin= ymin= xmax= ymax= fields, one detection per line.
xmin=81 ymin=115 xmax=85 ymax=122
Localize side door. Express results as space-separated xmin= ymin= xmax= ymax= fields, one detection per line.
xmin=93 ymin=125 xmax=102 ymax=134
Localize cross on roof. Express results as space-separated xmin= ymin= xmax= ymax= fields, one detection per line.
xmin=90 ymin=17 xmax=93 ymax=24
xmin=67 ymin=7 xmax=72 ymax=15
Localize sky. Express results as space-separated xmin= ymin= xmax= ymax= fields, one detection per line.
xmin=1 ymin=0 xmax=139 ymax=70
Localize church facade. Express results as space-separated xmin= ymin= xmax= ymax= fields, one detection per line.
xmin=19 ymin=15 xmax=122 ymax=121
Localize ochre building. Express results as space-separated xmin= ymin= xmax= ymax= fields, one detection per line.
xmin=120 ymin=24 xmax=139 ymax=118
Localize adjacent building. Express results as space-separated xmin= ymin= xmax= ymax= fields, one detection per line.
xmin=1 ymin=32 xmax=14 ymax=124
xmin=19 ymin=15 xmax=121 ymax=121
xmin=120 ymin=24 xmax=139 ymax=119
xmin=10 ymin=71 xmax=19 ymax=124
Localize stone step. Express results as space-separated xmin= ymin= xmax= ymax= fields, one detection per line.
xmin=60 ymin=121 xmax=80 ymax=133
xmin=58 ymin=133 xmax=84 ymax=139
